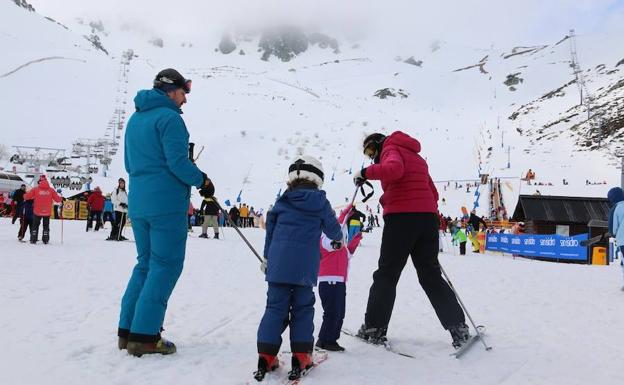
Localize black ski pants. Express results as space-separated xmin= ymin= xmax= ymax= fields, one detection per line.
xmin=364 ymin=213 xmax=465 ymax=330
xmin=110 ymin=211 xmax=127 ymax=239
xmin=31 ymin=216 xmax=50 ymax=243
xmin=12 ymin=201 xmax=23 ymax=224
xmin=87 ymin=210 xmax=103 ymax=231
xmin=459 ymin=241 xmax=467 ymax=255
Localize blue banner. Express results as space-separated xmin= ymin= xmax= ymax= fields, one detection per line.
xmin=486 ymin=233 xmax=588 ymax=262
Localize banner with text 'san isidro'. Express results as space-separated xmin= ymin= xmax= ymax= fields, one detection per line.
xmin=485 ymin=232 xmax=588 ymax=262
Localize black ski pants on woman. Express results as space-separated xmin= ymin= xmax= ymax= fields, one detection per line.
xmin=364 ymin=213 xmax=465 ymax=330
xmin=110 ymin=211 xmax=127 ymax=240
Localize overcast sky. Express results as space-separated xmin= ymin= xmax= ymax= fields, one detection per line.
xmin=31 ymin=0 xmax=624 ymax=47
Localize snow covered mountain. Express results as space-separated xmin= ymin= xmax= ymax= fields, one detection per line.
xmin=2 ymin=0 xmax=622 ymax=216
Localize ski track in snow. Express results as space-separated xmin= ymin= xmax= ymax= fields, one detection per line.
xmin=0 ymin=56 xmax=87 ymax=78
xmin=1 ymin=218 xmax=624 ymax=385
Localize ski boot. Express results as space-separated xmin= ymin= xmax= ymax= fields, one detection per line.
xmin=42 ymin=230 xmax=49 ymax=244
xmin=449 ymin=323 xmax=470 ymax=349
xmin=119 ymin=235 xmax=128 ymax=241
xmin=356 ymin=324 xmax=388 ymax=345
xmin=213 ymin=233 xmax=219 ymax=239
xmin=126 ymin=336 xmax=176 ymax=357
xmin=315 ymin=340 xmax=345 ymax=352
xmin=288 ymin=352 xmax=313 ymax=380
xmin=30 ymin=229 xmax=38 ymax=244
xmin=253 ymin=353 xmax=279 ymax=381
xmin=198 ymin=233 xmax=208 ymax=239
xmin=118 ymin=337 xmax=128 ymax=350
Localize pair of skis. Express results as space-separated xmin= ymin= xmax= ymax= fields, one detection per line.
xmin=250 ymin=350 xmax=329 ymax=384
xmin=341 ymin=325 xmax=490 ymax=359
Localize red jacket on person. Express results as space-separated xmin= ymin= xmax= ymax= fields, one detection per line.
xmin=23 ymin=179 xmax=62 ymax=217
xmin=87 ymin=189 xmax=105 ymax=211
xmin=364 ymin=131 xmax=438 ymax=215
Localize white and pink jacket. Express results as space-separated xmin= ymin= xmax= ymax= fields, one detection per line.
xmin=318 ymin=205 xmax=363 ymax=283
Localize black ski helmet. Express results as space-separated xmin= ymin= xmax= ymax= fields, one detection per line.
xmin=363 ymin=133 xmax=386 ymax=162
xmin=154 ymin=68 xmax=192 ymax=94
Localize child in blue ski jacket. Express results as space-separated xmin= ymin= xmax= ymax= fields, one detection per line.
xmin=255 ymin=156 xmax=343 ymax=381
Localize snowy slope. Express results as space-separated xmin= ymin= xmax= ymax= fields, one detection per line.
xmin=1 ymin=2 xmax=117 ymax=148
xmin=2 ymin=0 xmax=622 ymax=218
xmin=1 ymin=218 xmax=623 ymax=385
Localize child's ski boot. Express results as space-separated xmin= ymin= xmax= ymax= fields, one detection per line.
xmin=288 ymin=352 xmax=313 ymax=380
xmin=253 ymin=353 xmax=279 ymax=382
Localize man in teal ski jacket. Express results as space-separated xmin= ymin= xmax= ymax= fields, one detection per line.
xmin=118 ymin=68 xmax=213 ymax=356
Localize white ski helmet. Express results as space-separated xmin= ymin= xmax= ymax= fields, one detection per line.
xmin=288 ymin=155 xmax=324 ymax=188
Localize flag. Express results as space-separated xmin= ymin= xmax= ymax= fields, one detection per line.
xmin=236 ymin=190 xmax=242 ymax=203
xmin=224 ymin=199 xmax=231 ymax=207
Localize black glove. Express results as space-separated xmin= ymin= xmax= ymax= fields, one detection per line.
xmin=353 ymin=168 xmax=367 ymax=187
xmin=199 ymin=174 xmax=215 ymax=197
xmin=330 ymin=240 xmax=343 ymax=250
xmin=119 ymin=203 xmax=128 ymax=209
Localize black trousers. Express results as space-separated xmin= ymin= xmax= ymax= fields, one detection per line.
xmin=110 ymin=211 xmax=127 ymax=239
xmin=459 ymin=241 xmax=467 ymax=255
xmin=364 ymin=213 xmax=465 ymax=330
xmin=31 ymin=216 xmax=50 ymax=243
xmin=318 ymin=281 xmax=346 ymax=343
xmin=12 ymin=201 xmax=23 ymax=224
xmin=87 ymin=210 xmax=103 ymax=231
xmin=18 ymin=216 xmax=31 ymax=239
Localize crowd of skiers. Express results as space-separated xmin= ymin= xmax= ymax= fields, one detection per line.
xmin=4 ymin=176 xmax=129 ymax=243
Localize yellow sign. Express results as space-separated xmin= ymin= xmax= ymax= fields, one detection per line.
xmin=62 ymin=200 xmax=76 ymax=219
xmin=78 ymin=201 xmax=89 ymax=220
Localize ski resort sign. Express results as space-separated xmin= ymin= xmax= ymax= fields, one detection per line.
xmin=486 ymin=233 xmax=589 ymax=262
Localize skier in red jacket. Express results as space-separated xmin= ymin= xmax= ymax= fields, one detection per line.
xmin=86 ymin=187 xmax=105 ymax=231
xmin=23 ymin=175 xmax=62 ymax=244
xmin=353 ymin=131 xmax=469 ymax=349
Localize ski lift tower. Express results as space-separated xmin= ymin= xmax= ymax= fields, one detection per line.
xmin=569 ymin=29 xmax=598 ymax=139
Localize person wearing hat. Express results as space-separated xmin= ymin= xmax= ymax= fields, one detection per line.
xmin=353 ymin=131 xmax=469 ymax=349
xmin=102 ymin=193 xmax=114 ymax=228
xmin=254 ymin=156 xmax=342 ymax=381
xmin=86 ymin=187 xmax=105 ymax=231
xmin=607 ymin=187 xmax=624 ymax=290
xmin=117 ymin=68 xmax=213 ymax=357
xmin=11 ymin=184 xmax=27 ymax=224
xmin=108 ymin=178 xmax=128 ymax=241
xmin=23 ymin=175 xmax=62 ymax=244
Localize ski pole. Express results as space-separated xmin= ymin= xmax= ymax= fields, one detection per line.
xmin=439 ymin=265 xmax=492 ymax=351
xmin=117 ymin=212 xmax=126 ymax=241
xmin=61 ymin=205 xmax=64 ymax=245
xmin=213 ymin=198 xmax=263 ymax=263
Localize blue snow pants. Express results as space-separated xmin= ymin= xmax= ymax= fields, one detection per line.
xmin=318 ymin=281 xmax=346 ymax=343
xmin=257 ymin=283 xmax=315 ymax=355
xmin=118 ymin=212 xmax=187 ymax=342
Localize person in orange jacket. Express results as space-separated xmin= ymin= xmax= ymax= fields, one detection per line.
xmin=23 ymin=175 xmax=62 ymax=244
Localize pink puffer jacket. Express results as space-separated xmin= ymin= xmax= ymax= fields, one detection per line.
xmin=318 ymin=205 xmax=363 ymax=283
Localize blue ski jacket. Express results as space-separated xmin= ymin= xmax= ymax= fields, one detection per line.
xmin=264 ymin=186 xmax=342 ymax=287
xmin=124 ymin=88 xmax=204 ymax=218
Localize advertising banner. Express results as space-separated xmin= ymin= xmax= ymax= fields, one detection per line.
xmin=486 ymin=233 xmax=589 ymax=262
